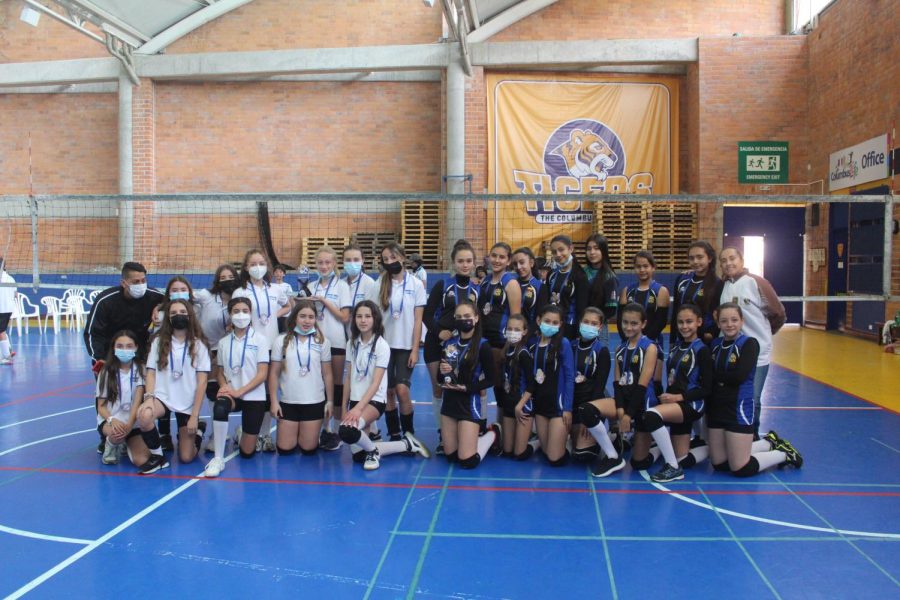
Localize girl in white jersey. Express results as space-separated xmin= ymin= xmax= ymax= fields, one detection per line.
xmin=339 ymin=301 xmax=430 ymax=470
xmin=232 ymin=249 xmax=290 ymax=452
xmin=310 ymin=246 xmax=352 ymax=450
xmin=97 ymin=330 xmax=150 ymax=468
xmin=343 ymin=243 xmax=380 ymax=440
xmin=272 ymin=264 xmax=295 ymax=334
xmin=268 ymin=299 xmax=334 ymax=456
xmin=367 ymin=243 xmax=427 ymax=443
xmin=204 ymin=297 xmax=271 ymax=478
xmin=138 ymin=299 xmax=211 ymax=474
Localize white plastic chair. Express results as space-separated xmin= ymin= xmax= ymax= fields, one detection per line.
xmin=88 ymin=290 xmax=101 ymax=305
xmin=41 ymin=296 xmax=62 ymax=334
xmin=14 ymin=293 xmax=43 ymax=335
xmin=63 ymin=294 xmax=89 ymax=330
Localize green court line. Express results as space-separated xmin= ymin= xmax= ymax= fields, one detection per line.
xmin=0 ymin=443 xmax=97 ymax=489
xmin=417 ymin=474 xmax=900 ymax=488
xmin=698 ymin=485 xmax=783 ymax=599
xmin=390 ymin=530 xmax=899 ymax=543
xmin=588 ymin=467 xmax=618 ymax=599
xmin=405 ymin=463 xmax=453 ymax=599
xmin=769 ymin=472 xmax=900 ymax=587
xmin=363 ymin=460 xmax=428 ymax=600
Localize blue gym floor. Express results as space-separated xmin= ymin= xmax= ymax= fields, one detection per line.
xmin=0 ymin=329 xmax=898 ymax=599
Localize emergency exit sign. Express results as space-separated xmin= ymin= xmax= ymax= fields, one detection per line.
xmin=738 ymin=141 xmax=789 ymax=183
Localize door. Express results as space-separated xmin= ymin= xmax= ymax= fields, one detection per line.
xmin=827 ymin=203 xmax=849 ymax=329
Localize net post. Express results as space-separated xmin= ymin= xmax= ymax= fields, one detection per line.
xmin=445 ymin=53 xmax=466 ymax=269
xmin=29 ymin=196 xmax=39 ymax=291
xmin=118 ymin=74 xmax=134 ymax=264
xmin=884 ymin=194 xmax=894 ymax=301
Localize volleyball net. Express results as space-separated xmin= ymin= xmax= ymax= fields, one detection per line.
xmin=0 ymin=193 xmax=895 ymax=305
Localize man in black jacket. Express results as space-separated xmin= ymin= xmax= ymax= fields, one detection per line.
xmin=84 ymin=261 xmax=168 ymax=451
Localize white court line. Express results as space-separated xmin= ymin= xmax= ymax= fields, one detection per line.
xmin=870 ymin=438 xmax=900 ymax=454
xmin=0 ymin=429 xmax=96 ymax=458
xmin=766 ymin=406 xmax=881 ymax=410
xmin=0 ymin=525 xmax=91 ymax=546
xmin=0 ymin=406 xmax=94 ymax=431
xmin=6 ymin=449 xmax=241 ymax=599
xmin=638 ymin=471 xmax=900 ymax=539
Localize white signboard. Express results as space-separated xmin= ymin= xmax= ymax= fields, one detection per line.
xmin=829 ymin=134 xmax=889 ymax=191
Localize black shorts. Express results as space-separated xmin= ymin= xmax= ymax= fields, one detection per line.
xmin=668 ymin=401 xmax=703 ymax=435
xmin=331 ymin=347 xmax=346 ymax=357
xmin=205 ymin=380 xmax=221 ymax=402
xmin=0 ymin=312 xmax=10 ymax=334
xmin=349 ymin=399 xmax=386 ymax=418
xmin=174 ymin=411 xmax=194 ymax=429
xmin=215 ymin=396 xmax=268 ymax=436
xmin=531 ymin=394 xmax=563 ymax=419
xmin=440 ymin=391 xmax=483 ymax=424
xmin=707 ymin=418 xmax=754 ymax=435
xmin=423 ymin=333 xmax=443 ymax=364
xmin=97 ymin=423 xmax=142 ymax=439
xmin=387 ymin=349 xmax=413 ymax=388
xmin=707 ymin=394 xmax=754 ymax=434
xmin=280 ymin=401 xmax=326 ymax=422
xmin=497 ymin=387 xmax=519 ymax=419
xmin=571 ymin=396 xmax=591 ymax=425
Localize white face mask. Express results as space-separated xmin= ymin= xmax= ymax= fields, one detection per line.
xmin=248 ymin=265 xmax=267 ymax=280
xmin=129 ymin=283 xmax=147 ymax=299
xmin=231 ymin=313 xmax=252 ymax=329
xmin=506 ymin=330 xmax=524 ymax=344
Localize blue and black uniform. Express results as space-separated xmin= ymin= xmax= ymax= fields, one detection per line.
xmin=571 ymin=337 xmax=611 ymax=424
xmin=708 ymin=335 xmax=759 ymax=434
xmin=478 ymin=271 xmax=520 ymax=348
xmin=423 ymin=275 xmax=479 ymax=363
xmin=585 ymin=266 xmax=618 ymax=322
xmin=439 ymin=334 xmax=496 ymax=423
xmin=499 ymin=344 xmax=533 ymax=419
xmin=517 ymin=274 xmax=542 ymax=333
xmin=669 ymin=271 xmax=721 ymax=346
xmin=619 ymin=281 xmax=667 ymax=348
xmin=525 ymin=337 xmax=575 ymax=419
xmin=613 ymin=335 xmax=658 ymax=431
xmin=536 ymin=265 xmax=589 ymax=339
xmin=664 ymin=338 xmax=713 ymax=434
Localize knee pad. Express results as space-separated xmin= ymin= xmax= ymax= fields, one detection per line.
xmin=678 ymin=454 xmax=697 ymax=469
xmin=514 ymin=445 xmax=535 ymax=461
xmin=642 ymin=409 xmax=664 ymax=432
xmin=338 ymin=424 xmax=362 ymax=445
xmin=352 ymin=450 xmax=367 ymax=464
xmin=712 ymin=461 xmax=730 ymax=472
xmin=213 ymin=398 xmax=231 ymax=422
xmin=300 ymin=446 xmax=318 ymax=456
xmin=239 ymin=449 xmax=255 ymax=459
xmin=458 ymin=454 xmax=481 ymax=469
xmin=576 ymin=403 xmax=602 ymax=428
xmin=548 ymin=453 xmax=569 ymax=467
xmin=276 ymin=445 xmax=298 ymax=456
xmin=670 ymin=422 xmax=693 ymax=436
xmin=571 ymin=444 xmax=600 ymax=463
xmin=445 ymin=451 xmax=459 ymax=464
xmin=630 ymin=455 xmax=654 ymax=471
xmin=731 ymin=457 xmax=760 ymax=478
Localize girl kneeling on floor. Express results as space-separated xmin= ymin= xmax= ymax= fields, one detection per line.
xmin=97 ymin=330 xmax=151 ymax=468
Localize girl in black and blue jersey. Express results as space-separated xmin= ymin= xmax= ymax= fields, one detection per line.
xmin=512 ymin=247 xmax=542 ymax=333
xmin=569 ymin=307 xmax=612 ymax=464
xmin=670 ymin=241 xmax=721 ymax=347
xmin=497 ymin=314 xmax=535 ymax=459
xmin=536 ymin=235 xmax=589 ymax=339
xmin=584 ymin=234 xmax=618 ymax=346
xmin=619 ymin=250 xmax=669 ymax=394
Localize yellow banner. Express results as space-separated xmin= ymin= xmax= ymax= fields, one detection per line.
xmin=486 ymin=73 xmax=679 ymax=250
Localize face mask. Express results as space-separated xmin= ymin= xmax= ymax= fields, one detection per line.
xmin=231 ymin=313 xmax=252 ymax=329
xmin=294 ymin=325 xmax=316 ymax=336
xmin=115 ymin=348 xmax=136 ymax=363
xmin=539 ymin=323 xmax=560 ymax=338
xmin=579 ymin=323 xmax=600 ymax=340
xmin=128 ymin=283 xmax=147 ymax=299
xmin=343 ymin=262 xmax=362 ymax=277
xmin=506 ymin=330 xmax=523 ymax=344
xmin=555 ymin=255 xmax=573 ymax=270
xmin=382 ymin=260 xmax=404 ymax=276
xmin=169 ymin=291 xmax=190 ymax=302
xmin=455 ymin=319 xmax=475 ymax=333
xmin=248 ymin=265 xmax=267 ymax=280
xmin=220 ymin=279 xmax=239 ymax=294
xmin=170 ymin=314 xmax=189 ymax=330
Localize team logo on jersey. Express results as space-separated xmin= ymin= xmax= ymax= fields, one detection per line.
xmin=632 ymin=355 xmax=640 ymax=364
xmin=681 ymin=354 xmax=691 ymax=363
xmin=524 ymin=290 xmax=534 ymax=298
xmin=647 ymin=295 xmax=656 ymax=305
xmin=728 ymin=353 xmax=737 ymax=364
xmin=493 ymin=287 xmax=502 ymax=297
xmin=511 ymin=119 xmax=653 ymax=224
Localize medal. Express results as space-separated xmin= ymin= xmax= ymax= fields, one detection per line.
xmin=575 ymin=374 xmax=586 ymax=384
xmin=482 ymin=303 xmax=492 ymax=316
xmin=535 ymin=368 xmax=545 ymax=384
xmin=503 ymin=379 xmax=511 ymax=393
xmin=295 ymin=335 xmax=312 ymax=377
xmin=232 ymin=366 xmax=242 ymax=375
xmin=550 ymin=292 xmax=560 ymax=305
xmin=299 ymin=367 xmax=309 ymax=377
xmin=392 ymin=312 xmax=401 ymax=320
xmin=170 ymin=344 xmax=187 ymax=381
xmin=443 ymin=375 xmax=453 ymax=384
xmin=173 ymin=371 xmax=182 ymax=380
xmin=260 ymin=315 xmax=269 ymax=326
xmin=356 ymin=372 xmax=366 ymax=381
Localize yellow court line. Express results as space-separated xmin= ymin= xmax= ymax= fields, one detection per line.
xmin=771 ymin=328 xmax=900 ymax=413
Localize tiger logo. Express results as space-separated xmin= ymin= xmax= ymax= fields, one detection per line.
xmin=551 ymin=129 xmax=619 ymax=181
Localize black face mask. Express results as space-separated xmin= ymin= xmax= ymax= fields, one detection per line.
xmin=383 ymin=260 xmax=403 ymax=276
xmin=455 ymin=274 xmax=471 ymax=285
xmin=455 ymin=318 xmax=475 ymax=333
xmin=219 ymin=279 xmax=239 ymax=294
xmin=171 ymin=314 xmax=190 ymax=330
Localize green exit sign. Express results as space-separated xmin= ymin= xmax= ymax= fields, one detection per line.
xmin=738 ymin=141 xmax=789 ymax=183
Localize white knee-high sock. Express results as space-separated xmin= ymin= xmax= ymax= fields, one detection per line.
xmin=753 ymin=450 xmax=786 ymax=472
xmin=528 ymin=436 xmax=541 ymax=451
xmin=476 ymin=431 xmax=496 ymax=460
xmin=647 ymin=414 xmax=678 ymax=467
xmin=649 ymin=447 xmax=661 ymax=462
xmin=260 ymin=412 xmax=272 ymax=436
xmin=432 ymin=395 xmax=443 ymax=430
xmin=213 ymin=420 xmax=228 ymax=459
xmin=689 ymin=445 xmax=709 ymax=464
xmin=375 ymin=440 xmax=408 ymax=456
xmin=587 ymin=421 xmax=617 ymax=459
xmin=357 ymin=430 xmax=377 ymax=452
xmin=752 ymin=439 xmax=772 ymax=453
xmin=0 ymin=339 xmax=10 ymax=359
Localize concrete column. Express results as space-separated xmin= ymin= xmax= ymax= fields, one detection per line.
xmin=445 ymin=48 xmax=466 ymax=267
xmin=118 ymin=74 xmax=134 ymax=263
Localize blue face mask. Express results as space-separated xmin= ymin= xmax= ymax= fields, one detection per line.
xmin=294 ymin=325 xmax=316 ymax=336
xmin=115 ymin=348 xmax=136 ymax=363
xmin=169 ymin=291 xmax=190 ymax=301
xmin=343 ymin=262 xmax=362 ymax=277
xmin=539 ymin=323 xmax=560 ymax=338
xmin=579 ymin=323 xmax=600 ymax=340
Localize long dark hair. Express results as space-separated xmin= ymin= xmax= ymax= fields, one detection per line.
xmin=350 ymin=300 xmax=385 ymax=346
xmin=209 ymin=264 xmax=239 ymax=295
xmin=550 ymin=234 xmax=580 ymax=270
xmin=454 ymin=300 xmax=483 ymax=381
xmin=155 ymin=299 xmax=207 ymax=371
xmin=512 ymin=247 xmax=537 ymax=279
xmin=377 ymin=242 xmax=407 ymax=311
xmin=536 ymin=304 xmax=565 ymax=368
xmin=689 ymin=240 xmax=718 ymax=313
xmin=503 ymin=314 xmax=528 ymax=395
xmin=100 ymin=330 xmax=141 ymax=408
xmin=585 ymin=234 xmax=615 ymax=280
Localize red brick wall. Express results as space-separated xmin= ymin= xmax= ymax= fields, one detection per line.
xmin=0 ymin=1 xmax=105 ymax=62
xmin=492 ymin=0 xmax=785 ymax=42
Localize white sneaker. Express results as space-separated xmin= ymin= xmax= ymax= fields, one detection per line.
xmin=101 ymin=440 xmax=119 ymax=465
xmin=403 ymin=432 xmax=432 ymax=459
xmin=261 ymin=434 xmax=276 ymax=453
xmin=0 ymin=358 xmax=12 ymax=366
xmin=204 ymin=457 xmax=225 ymax=478
xmin=363 ymin=449 xmax=381 ymax=471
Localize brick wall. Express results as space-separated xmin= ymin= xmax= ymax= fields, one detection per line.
xmin=0 ymin=1 xmax=105 ymax=62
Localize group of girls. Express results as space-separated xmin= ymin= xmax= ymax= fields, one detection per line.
xmin=95 ymin=234 xmax=802 ymax=481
